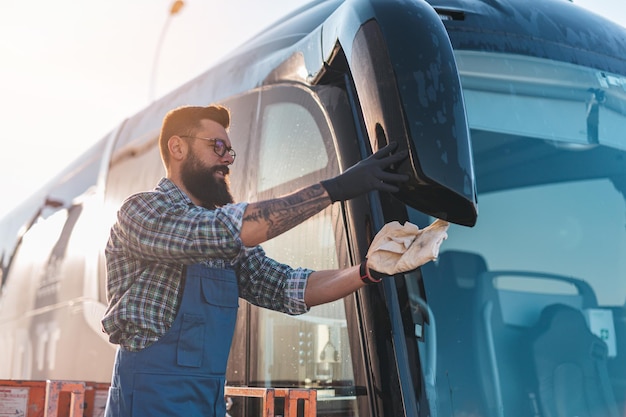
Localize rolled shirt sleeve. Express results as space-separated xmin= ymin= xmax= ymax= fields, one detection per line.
xmin=235 ymin=245 xmax=311 ymax=315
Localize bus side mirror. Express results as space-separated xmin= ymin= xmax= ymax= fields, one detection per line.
xmin=348 ymin=2 xmax=478 ymax=227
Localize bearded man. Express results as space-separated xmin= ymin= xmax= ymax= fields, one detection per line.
xmin=102 ymin=104 xmax=410 ymax=417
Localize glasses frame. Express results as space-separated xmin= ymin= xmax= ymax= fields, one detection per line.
xmin=181 ymin=136 xmax=236 ymax=160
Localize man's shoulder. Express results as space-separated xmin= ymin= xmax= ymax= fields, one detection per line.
xmin=121 ymin=188 xmax=166 ymax=207
xmin=120 ymin=179 xmax=188 ymax=212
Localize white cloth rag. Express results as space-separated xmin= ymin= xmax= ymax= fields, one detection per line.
xmin=366 ymin=218 xmax=450 ymax=275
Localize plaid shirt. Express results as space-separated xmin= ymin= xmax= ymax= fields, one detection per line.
xmin=101 ymin=178 xmax=311 ymax=351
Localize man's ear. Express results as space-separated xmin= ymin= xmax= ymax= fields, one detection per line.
xmin=168 ymin=135 xmax=187 ymax=162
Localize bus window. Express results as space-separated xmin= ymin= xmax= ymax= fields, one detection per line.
xmin=410 ymin=52 xmax=626 ymax=417
xmin=257 ymin=101 xmax=329 ymax=192
xmin=244 ymin=84 xmax=359 ymax=416
xmin=104 ymin=132 xmax=163 ymax=208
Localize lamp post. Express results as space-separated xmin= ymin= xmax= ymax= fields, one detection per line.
xmin=149 ymin=0 xmax=185 ymax=102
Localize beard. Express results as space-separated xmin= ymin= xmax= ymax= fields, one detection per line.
xmin=180 ymin=151 xmax=234 ymax=210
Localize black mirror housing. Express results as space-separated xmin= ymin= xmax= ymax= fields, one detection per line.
xmin=348 ymin=1 xmax=478 ymax=227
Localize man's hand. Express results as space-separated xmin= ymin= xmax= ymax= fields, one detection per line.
xmin=366 ymin=219 xmax=450 ymax=275
xmin=320 ymin=142 xmax=409 ymax=202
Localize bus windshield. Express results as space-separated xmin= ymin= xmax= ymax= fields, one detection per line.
xmin=411 ymin=51 xmax=626 ymax=417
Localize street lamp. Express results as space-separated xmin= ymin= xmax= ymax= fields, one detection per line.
xmin=149 ymin=0 xmax=185 ymax=102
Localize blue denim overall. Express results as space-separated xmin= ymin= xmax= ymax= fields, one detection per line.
xmin=105 ymin=264 xmax=239 ymax=416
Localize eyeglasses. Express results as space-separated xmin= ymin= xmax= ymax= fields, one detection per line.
xmin=181 ymin=136 xmax=236 ymax=160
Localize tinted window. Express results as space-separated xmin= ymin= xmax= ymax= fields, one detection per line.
xmin=241 ymin=84 xmax=360 ymax=416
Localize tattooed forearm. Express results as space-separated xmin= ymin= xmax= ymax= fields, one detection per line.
xmin=243 ymin=183 xmax=331 ymax=242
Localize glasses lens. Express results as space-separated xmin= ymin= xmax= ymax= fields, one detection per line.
xmin=213 ymin=139 xmax=235 ymax=160
xmin=212 ymin=139 xmax=226 ymax=157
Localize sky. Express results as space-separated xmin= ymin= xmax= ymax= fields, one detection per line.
xmin=0 ymin=0 xmax=625 ymax=219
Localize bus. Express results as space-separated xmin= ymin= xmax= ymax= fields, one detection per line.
xmin=1 ymin=0 xmax=626 ymax=416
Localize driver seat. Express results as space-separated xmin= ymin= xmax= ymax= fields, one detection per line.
xmin=530 ymin=303 xmax=619 ymax=417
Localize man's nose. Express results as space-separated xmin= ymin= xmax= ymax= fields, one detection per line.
xmin=223 ymin=154 xmax=235 ymax=165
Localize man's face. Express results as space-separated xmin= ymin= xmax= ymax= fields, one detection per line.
xmin=179 ymin=119 xmax=235 ymax=209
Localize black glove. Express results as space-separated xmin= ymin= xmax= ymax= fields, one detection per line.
xmin=320 ymin=142 xmax=409 ymax=202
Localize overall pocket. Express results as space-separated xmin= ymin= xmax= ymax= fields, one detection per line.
xmin=177 ymin=313 xmax=205 ymax=367
xmin=199 ymin=273 xmax=239 ymax=374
